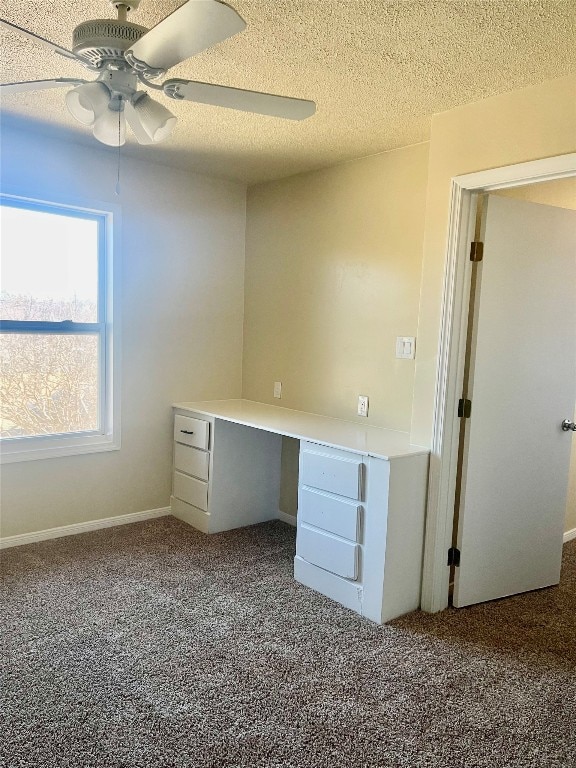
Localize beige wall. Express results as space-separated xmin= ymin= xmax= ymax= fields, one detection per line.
xmin=243 ymin=143 xmax=429 ymax=517
xmin=243 ymin=142 xmax=430 ymax=432
xmin=411 ymin=74 xmax=576 ymax=449
xmin=0 ymin=120 xmax=246 ymax=538
xmin=494 ymin=177 xmax=576 ymax=209
xmin=243 ymin=77 xmax=576 ymax=523
xmin=4 ymin=75 xmax=575 ymax=538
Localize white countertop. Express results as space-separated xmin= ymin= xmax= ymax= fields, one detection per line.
xmin=173 ymin=399 xmax=429 ymax=460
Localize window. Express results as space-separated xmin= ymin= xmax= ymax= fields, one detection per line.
xmin=0 ymin=194 xmax=119 ymax=462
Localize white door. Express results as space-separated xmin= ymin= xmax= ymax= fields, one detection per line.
xmin=453 ymin=195 xmax=576 ymax=608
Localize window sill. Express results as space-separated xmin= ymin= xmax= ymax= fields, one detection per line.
xmin=0 ymin=433 xmax=121 ymax=464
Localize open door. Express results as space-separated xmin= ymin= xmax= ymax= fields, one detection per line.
xmin=453 ymin=195 xmax=576 ymax=608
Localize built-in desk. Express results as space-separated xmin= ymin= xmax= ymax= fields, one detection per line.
xmin=170 ymin=399 xmax=429 ymax=623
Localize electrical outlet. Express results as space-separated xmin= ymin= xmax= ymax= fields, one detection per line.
xmin=273 ymin=381 xmax=282 ymax=399
xmin=357 ymin=395 xmax=369 ymax=417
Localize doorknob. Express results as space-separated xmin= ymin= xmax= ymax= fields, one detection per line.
xmin=561 ymin=419 xmax=576 ymax=432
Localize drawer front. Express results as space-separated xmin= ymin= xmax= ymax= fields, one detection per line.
xmin=299 ymin=487 xmax=361 ymax=542
xmin=173 ymin=471 xmax=208 ymax=512
xmin=300 ymin=448 xmax=363 ymax=500
xmin=174 ymin=442 xmax=209 ymax=481
xmin=174 ymin=414 xmax=210 ymax=450
xmin=296 ymin=524 xmax=359 ymax=581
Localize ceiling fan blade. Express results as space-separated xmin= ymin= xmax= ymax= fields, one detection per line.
xmin=0 ymin=18 xmax=77 ymax=61
xmin=164 ymin=79 xmax=316 ymax=120
xmin=1 ymin=78 xmax=87 ymax=94
xmin=127 ymin=0 xmax=245 ymax=72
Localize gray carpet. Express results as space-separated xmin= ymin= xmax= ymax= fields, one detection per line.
xmin=1 ymin=517 xmax=575 ymax=768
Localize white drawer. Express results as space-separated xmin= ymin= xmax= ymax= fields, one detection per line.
xmin=296 ymin=524 xmax=359 ymax=581
xmin=174 ymin=414 xmax=210 ymax=450
xmin=173 ymin=471 xmax=208 ymax=512
xmin=300 ymin=447 xmax=363 ymax=500
xmin=174 ymin=442 xmax=209 ymax=481
xmin=299 ymin=486 xmax=361 ymax=542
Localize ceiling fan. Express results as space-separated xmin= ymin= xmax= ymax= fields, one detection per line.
xmin=0 ymin=0 xmax=316 ymax=147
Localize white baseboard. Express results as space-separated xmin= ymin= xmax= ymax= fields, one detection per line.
xmin=0 ymin=507 xmax=171 ymax=550
xmin=277 ymin=510 xmax=297 ymax=527
xmin=2 ymin=506 xmax=569 ymax=550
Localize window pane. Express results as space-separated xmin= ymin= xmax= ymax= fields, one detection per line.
xmin=0 ymin=333 xmax=100 ymax=438
xmin=0 ymin=204 xmax=99 ymax=322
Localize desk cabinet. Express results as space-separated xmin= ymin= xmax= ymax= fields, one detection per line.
xmin=171 ymin=409 xmax=282 ymax=534
xmin=170 ymin=401 xmax=429 ymax=623
xmin=294 ymin=442 xmax=428 ymax=623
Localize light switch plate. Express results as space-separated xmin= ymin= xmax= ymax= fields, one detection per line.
xmin=274 ymin=381 xmax=282 ymax=399
xmin=396 ymin=336 xmax=416 ymax=359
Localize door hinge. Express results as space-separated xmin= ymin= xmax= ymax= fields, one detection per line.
xmin=458 ymin=398 xmax=472 ymax=418
xmin=470 ymin=241 xmax=484 ymax=262
xmin=447 ymin=547 xmax=461 ymax=567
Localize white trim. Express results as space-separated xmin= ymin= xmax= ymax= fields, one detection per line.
xmin=0 ymin=435 xmax=121 ymax=464
xmin=455 ymin=153 xmax=576 ymax=191
xmin=420 ymin=186 xmax=478 ymax=613
xmin=421 ymin=153 xmax=576 ymax=614
xmin=277 ymin=510 xmax=297 ymax=527
xmin=564 ymin=528 xmax=576 ymax=544
xmin=0 ymin=507 xmax=170 ymax=549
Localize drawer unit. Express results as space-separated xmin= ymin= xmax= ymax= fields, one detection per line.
xmin=174 ymin=414 xmax=210 ymax=450
xmin=296 ymin=442 xmax=365 ymax=604
xmin=171 ymin=409 xmax=283 ymax=536
xmin=300 ymin=446 xmax=362 ymax=500
xmin=174 ymin=442 xmax=209 ymax=481
xmin=296 ymin=524 xmax=359 ymax=581
xmin=173 ymin=471 xmax=208 ymax=512
xmin=299 ymin=486 xmax=361 ymax=542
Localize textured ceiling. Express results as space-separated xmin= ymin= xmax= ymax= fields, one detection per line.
xmin=1 ymin=0 xmax=575 ymax=184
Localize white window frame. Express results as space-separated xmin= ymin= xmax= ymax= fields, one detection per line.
xmin=0 ymin=192 xmax=121 ymax=463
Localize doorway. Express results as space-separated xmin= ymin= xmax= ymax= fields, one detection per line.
xmin=420 ymin=153 xmax=576 ymax=614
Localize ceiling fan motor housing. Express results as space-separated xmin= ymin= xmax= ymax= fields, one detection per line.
xmin=72 ymin=20 xmax=147 ymax=68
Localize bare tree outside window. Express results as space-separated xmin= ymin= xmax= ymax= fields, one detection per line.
xmin=1 ymin=295 xmax=99 ymax=437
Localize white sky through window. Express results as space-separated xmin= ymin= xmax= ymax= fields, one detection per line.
xmin=1 ymin=205 xmax=98 ymax=304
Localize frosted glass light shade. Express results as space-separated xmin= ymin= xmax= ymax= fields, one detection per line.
xmin=131 ymin=93 xmax=176 ymax=143
xmin=92 ymin=107 xmax=126 ymax=146
xmin=66 ymin=82 xmax=110 ymax=126
xmin=124 ymin=101 xmax=154 ymax=145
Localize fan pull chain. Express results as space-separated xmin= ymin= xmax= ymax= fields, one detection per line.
xmin=115 ymin=110 xmax=121 ymax=196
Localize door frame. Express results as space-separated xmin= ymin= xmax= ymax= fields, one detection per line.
xmin=420 ymin=152 xmax=576 ymax=614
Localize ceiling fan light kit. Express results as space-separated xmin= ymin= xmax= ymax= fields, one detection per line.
xmin=93 ymin=99 xmax=127 ymax=145
xmin=65 ymin=81 xmax=110 ymax=126
xmin=1 ymin=0 xmax=316 ymax=148
xmin=64 ymin=69 xmax=176 ymax=146
xmin=130 ymin=91 xmax=177 ymax=143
